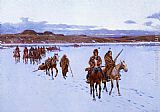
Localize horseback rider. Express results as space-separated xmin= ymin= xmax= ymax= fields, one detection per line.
xmin=24 ymin=47 xmax=28 ymax=52
xmin=104 ymin=48 xmax=115 ymax=80
xmin=15 ymin=46 xmax=20 ymax=56
xmin=86 ymin=49 xmax=103 ymax=83
xmin=60 ymin=54 xmax=69 ymax=79
xmin=13 ymin=46 xmax=20 ymax=57
xmin=52 ymin=53 xmax=59 ymax=63
xmin=23 ymin=47 xmax=28 ymax=56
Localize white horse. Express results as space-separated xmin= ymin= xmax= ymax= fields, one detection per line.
xmin=103 ymin=61 xmax=128 ymax=96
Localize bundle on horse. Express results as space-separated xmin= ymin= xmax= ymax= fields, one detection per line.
xmin=33 ymin=63 xmax=47 ymax=72
xmin=45 ymin=54 xmax=59 ymax=79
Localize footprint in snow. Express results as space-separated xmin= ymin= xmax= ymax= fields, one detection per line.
xmin=148 ymin=96 xmax=154 ymax=98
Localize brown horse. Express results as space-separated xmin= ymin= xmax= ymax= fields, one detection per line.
xmin=102 ymin=61 xmax=128 ymax=96
xmin=45 ymin=55 xmax=59 ymax=79
xmin=88 ymin=67 xmax=103 ymax=100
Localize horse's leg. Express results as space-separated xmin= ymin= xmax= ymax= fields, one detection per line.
xmin=90 ymin=84 xmax=92 ymax=95
xmin=48 ymin=68 xmax=50 ymax=76
xmin=116 ymin=80 xmax=121 ymax=96
xmin=55 ymin=67 xmax=58 ymax=77
xmin=98 ymin=83 xmax=102 ymax=99
xmin=103 ymin=82 xmax=106 ymax=90
xmin=93 ymin=83 xmax=96 ymax=101
xmin=26 ymin=58 xmax=28 ymax=64
xmin=18 ymin=57 xmax=20 ymax=62
xmin=45 ymin=67 xmax=48 ymax=75
xmin=23 ymin=56 xmax=24 ymax=63
xmin=51 ymin=68 xmax=54 ymax=80
xmin=105 ymin=82 xmax=108 ymax=92
xmin=109 ymin=79 xmax=114 ymax=95
xmin=95 ymin=83 xmax=98 ymax=96
xmin=30 ymin=58 xmax=31 ymax=64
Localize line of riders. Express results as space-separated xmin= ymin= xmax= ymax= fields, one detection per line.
xmin=13 ymin=46 xmax=128 ymax=100
xmin=13 ymin=46 xmax=46 ymax=64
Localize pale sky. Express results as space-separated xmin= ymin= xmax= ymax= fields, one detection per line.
xmin=0 ymin=0 xmax=160 ymax=30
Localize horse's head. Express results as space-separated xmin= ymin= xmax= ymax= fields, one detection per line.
xmin=51 ymin=54 xmax=59 ymax=62
xmin=120 ymin=60 xmax=128 ymax=72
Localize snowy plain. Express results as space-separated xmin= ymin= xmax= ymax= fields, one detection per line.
xmin=0 ymin=43 xmax=160 ymax=112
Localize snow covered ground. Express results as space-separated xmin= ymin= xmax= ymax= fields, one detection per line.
xmin=0 ymin=44 xmax=160 ymax=112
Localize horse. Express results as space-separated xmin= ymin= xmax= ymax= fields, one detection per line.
xmin=23 ymin=52 xmax=29 ymax=64
xmin=45 ymin=55 xmax=59 ymax=79
xmin=102 ymin=61 xmax=128 ymax=96
xmin=13 ymin=50 xmax=20 ymax=63
xmin=88 ymin=67 xmax=103 ymax=100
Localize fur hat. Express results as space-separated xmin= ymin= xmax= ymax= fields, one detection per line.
xmin=93 ymin=49 xmax=98 ymax=54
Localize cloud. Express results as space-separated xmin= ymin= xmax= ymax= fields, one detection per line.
xmin=20 ymin=17 xmax=29 ymax=23
xmin=0 ymin=17 xmax=98 ymax=34
xmin=144 ymin=21 xmax=153 ymax=26
xmin=152 ymin=25 xmax=160 ymax=30
xmin=124 ymin=20 xmax=137 ymax=24
xmin=147 ymin=12 xmax=160 ymax=21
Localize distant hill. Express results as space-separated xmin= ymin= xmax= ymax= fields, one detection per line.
xmin=21 ymin=30 xmax=37 ymax=35
xmin=0 ymin=30 xmax=159 ymax=44
xmin=0 ymin=22 xmax=159 ymax=37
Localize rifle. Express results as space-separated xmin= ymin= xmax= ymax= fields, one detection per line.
xmin=106 ymin=49 xmax=123 ymax=76
xmin=114 ymin=49 xmax=123 ymax=62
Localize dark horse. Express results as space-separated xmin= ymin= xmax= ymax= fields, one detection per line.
xmin=88 ymin=67 xmax=103 ymax=100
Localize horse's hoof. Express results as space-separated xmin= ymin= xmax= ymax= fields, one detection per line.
xmin=93 ymin=98 xmax=96 ymax=101
xmin=118 ymin=94 xmax=121 ymax=96
xmin=109 ymin=92 xmax=111 ymax=95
